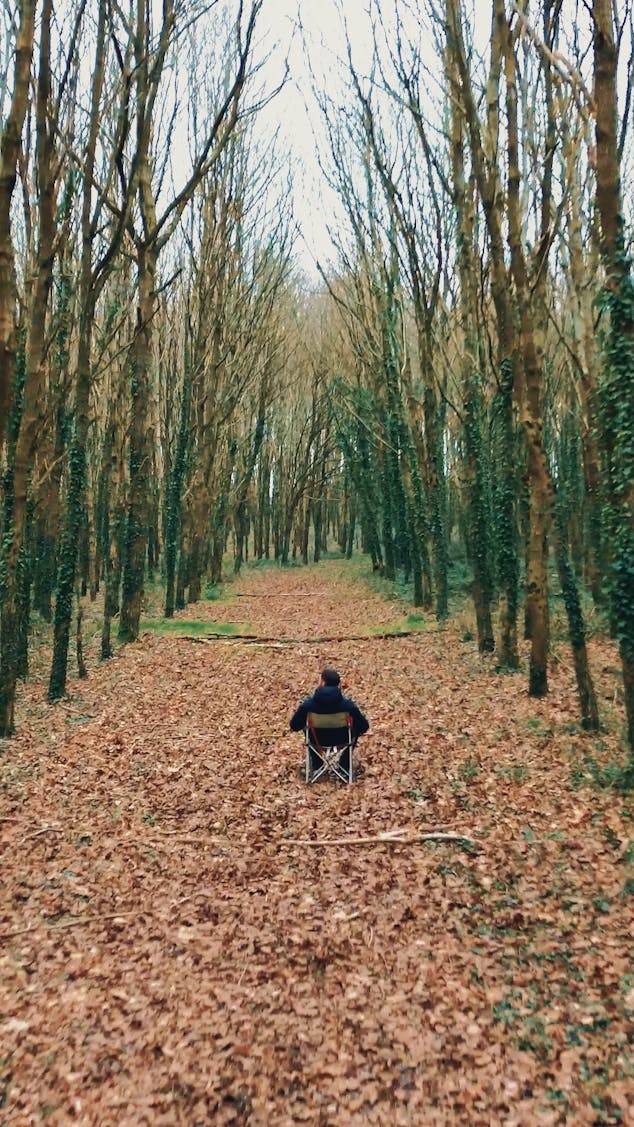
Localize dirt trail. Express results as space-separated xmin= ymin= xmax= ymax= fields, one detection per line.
xmin=1 ymin=562 xmax=633 ymax=1125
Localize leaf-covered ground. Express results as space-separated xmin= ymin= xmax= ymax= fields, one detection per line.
xmin=1 ymin=561 xmax=633 ymax=1126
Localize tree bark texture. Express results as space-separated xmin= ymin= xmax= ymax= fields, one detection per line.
xmin=592 ymin=0 xmax=634 ymax=751
xmin=0 ymin=0 xmax=36 ymax=456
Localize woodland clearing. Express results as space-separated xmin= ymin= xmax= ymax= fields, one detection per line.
xmin=1 ymin=560 xmax=633 ymax=1126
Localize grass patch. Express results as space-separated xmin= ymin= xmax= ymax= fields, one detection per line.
xmin=368 ymin=616 xmax=428 ymax=636
xmin=569 ymin=750 xmax=634 ymax=794
xmin=141 ymin=618 xmax=249 ymax=637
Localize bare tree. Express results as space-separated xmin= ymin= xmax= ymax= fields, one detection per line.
xmin=592 ymin=0 xmax=634 ymax=751
xmin=0 ymin=0 xmax=35 ymax=457
xmin=118 ymin=0 xmax=265 ymax=642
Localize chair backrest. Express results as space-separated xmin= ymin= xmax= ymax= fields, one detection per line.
xmin=307 ymin=711 xmax=352 ymax=748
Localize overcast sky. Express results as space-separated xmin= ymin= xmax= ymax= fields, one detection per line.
xmin=256 ymin=0 xmax=436 ymax=280
xmin=258 ymin=0 xmax=375 ymax=279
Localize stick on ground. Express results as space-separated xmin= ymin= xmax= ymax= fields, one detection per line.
xmin=282 ymin=831 xmax=477 ymax=848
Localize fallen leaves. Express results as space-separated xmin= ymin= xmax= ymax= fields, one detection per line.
xmin=1 ymin=560 xmax=633 ymax=1125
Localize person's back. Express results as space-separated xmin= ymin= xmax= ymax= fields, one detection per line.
xmin=290 ymin=667 xmax=369 ymax=776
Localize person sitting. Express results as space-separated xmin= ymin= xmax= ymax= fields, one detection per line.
xmin=290 ymin=667 xmax=369 ymax=776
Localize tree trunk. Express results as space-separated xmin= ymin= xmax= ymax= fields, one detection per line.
xmin=48 ymin=312 xmax=93 ymax=700
xmin=553 ymin=499 xmax=600 ymax=730
xmin=119 ymin=245 xmax=157 ymax=641
xmin=446 ymin=0 xmax=519 ymax=667
xmin=592 ymin=0 xmax=634 ymax=751
xmin=502 ymin=2 xmax=552 ymax=695
xmin=164 ymin=359 xmax=191 ymax=617
xmin=49 ymin=0 xmax=110 ymax=701
xmin=0 ymin=0 xmax=36 ymax=456
xmin=448 ymin=59 xmax=495 ymax=653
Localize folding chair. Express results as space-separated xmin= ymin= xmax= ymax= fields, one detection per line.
xmin=305 ymin=711 xmax=356 ymax=785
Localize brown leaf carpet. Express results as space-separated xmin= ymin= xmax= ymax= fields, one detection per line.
xmin=1 ymin=562 xmax=633 ymax=1125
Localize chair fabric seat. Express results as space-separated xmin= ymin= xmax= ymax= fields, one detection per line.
xmin=307 ymin=711 xmax=350 ymax=747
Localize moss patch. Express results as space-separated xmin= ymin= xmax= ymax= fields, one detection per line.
xmin=368 ymin=616 xmax=428 ymax=636
xmin=141 ymin=619 xmax=250 ymax=637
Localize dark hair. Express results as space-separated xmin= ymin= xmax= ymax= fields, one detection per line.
xmin=321 ymin=667 xmax=340 ymax=686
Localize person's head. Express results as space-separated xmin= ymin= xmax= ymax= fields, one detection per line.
xmin=320 ymin=667 xmax=340 ymax=687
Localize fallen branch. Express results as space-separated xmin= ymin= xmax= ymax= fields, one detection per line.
xmin=144 ymin=836 xmax=220 ymax=847
xmin=177 ymin=630 xmax=421 ymax=645
xmin=147 ymin=828 xmax=225 ymax=840
xmin=49 ymin=911 xmax=136 ymax=931
xmin=19 ymin=826 xmax=61 ymax=844
xmin=0 ymin=910 xmax=137 ymax=940
xmin=174 ymin=632 xmax=257 ymax=641
xmin=281 ymin=831 xmax=477 ymax=849
xmin=233 ymin=591 xmax=321 ymax=598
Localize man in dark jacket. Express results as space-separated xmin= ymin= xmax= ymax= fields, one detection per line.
xmin=290 ymin=667 xmax=369 ymax=775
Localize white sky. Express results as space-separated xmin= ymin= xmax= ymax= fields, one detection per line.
xmin=256 ymin=0 xmax=446 ymax=280
xmin=258 ymin=0 xmax=377 ymax=280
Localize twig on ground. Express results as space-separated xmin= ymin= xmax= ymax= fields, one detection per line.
xmin=177 ymin=631 xmax=420 ymax=645
xmin=148 ymin=828 xmax=216 ymax=837
xmin=19 ymin=826 xmax=61 ymax=844
xmin=233 ymin=591 xmax=321 ymax=598
xmin=49 ymin=911 xmax=137 ymax=931
xmin=0 ymin=911 xmax=137 ymax=940
xmin=282 ymin=831 xmax=477 ymax=848
xmin=57 ymin=703 xmax=95 ymax=716
xmin=146 ymin=837 xmax=215 ymax=846
xmin=162 ymin=735 xmax=209 ymax=742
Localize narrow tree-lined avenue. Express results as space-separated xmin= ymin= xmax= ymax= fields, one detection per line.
xmin=0 ymin=0 xmax=632 ymax=747
xmin=1 ymin=0 xmax=634 ymax=1120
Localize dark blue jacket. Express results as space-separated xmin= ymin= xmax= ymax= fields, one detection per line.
xmin=290 ymin=684 xmax=369 ymax=739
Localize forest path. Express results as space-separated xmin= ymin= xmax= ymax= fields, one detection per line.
xmin=2 ymin=561 xmax=633 ymax=1125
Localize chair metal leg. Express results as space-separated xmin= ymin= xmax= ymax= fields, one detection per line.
xmin=303 ymin=736 xmax=357 ymax=785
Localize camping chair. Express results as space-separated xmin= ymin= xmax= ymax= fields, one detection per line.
xmin=305 ymin=711 xmax=356 ymax=785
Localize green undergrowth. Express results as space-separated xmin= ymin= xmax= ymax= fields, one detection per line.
xmin=140 ymin=618 xmax=251 ymax=638
xmin=569 ymin=747 xmax=634 ymax=795
xmin=369 ymin=612 xmax=428 ymax=635
xmin=340 ymin=545 xmax=473 ymax=615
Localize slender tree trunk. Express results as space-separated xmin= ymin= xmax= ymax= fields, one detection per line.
xmin=164 ymin=354 xmax=191 ymax=617
xmin=301 ymin=498 xmax=311 ymax=565
xmin=101 ymin=503 xmax=124 ymax=660
xmin=564 ymin=125 xmax=605 ymax=606
xmin=49 ymin=307 xmax=94 ymax=700
xmin=33 ymin=208 xmax=74 ymax=622
xmin=49 ymin=0 xmax=109 ymax=700
xmin=0 ymin=346 xmax=25 ymax=733
xmin=234 ymin=404 xmax=266 ymax=575
xmin=346 ymin=501 xmax=356 ymax=559
xmin=592 ymin=0 xmax=634 ymax=751
xmin=553 ymin=498 xmax=600 ymax=730
xmin=0 ymin=0 xmax=36 ymax=456
xmin=448 ymin=60 xmax=495 ymax=652
xmin=10 ymin=0 xmax=56 ymax=609
xmin=447 ymin=0 xmax=519 ymax=667
xmin=502 ymin=0 xmax=552 ymax=696
xmin=119 ymin=245 xmax=157 ymax=641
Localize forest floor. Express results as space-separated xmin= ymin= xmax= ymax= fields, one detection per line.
xmin=1 ymin=559 xmax=633 ymax=1126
